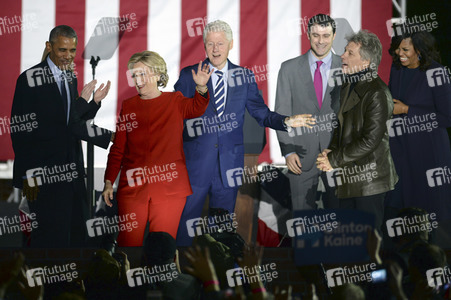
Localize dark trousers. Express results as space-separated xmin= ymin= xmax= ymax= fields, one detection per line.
xmin=288 ymin=168 xmax=339 ymax=210
xmin=320 ymin=172 xmax=339 ymax=209
xmin=339 ymin=192 xmax=386 ymax=233
xmin=28 ymin=179 xmax=88 ymax=247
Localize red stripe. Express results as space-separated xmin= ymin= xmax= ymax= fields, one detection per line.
xmin=239 ymin=0 xmax=271 ymax=163
xmin=55 ymin=0 xmax=86 ymax=95
xmin=362 ymin=0 xmax=392 ymax=83
xmin=257 ymin=219 xmax=282 ymax=247
xmin=301 ymin=0 xmax=330 ymax=54
xmin=179 ymin=0 xmax=207 ymax=72
xmin=0 ymin=0 xmax=21 ymax=160
xmin=117 ymin=0 xmax=149 ymax=115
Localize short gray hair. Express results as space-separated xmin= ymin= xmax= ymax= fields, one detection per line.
xmin=346 ymin=30 xmax=382 ymax=70
xmin=203 ymin=20 xmax=233 ymax=44
xmin=49 ymin=25 xmax=77 ymax=44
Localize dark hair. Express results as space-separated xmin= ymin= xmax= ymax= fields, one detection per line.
xmin=408 ymin=243 xmax=446 ymax=279
xmin=143 ymin=232 xmax=176 ymax=266
xmin=49 ymin=25 xmax=77 ymax=44
xmin=388 ymin=24 xmax=441 ymax=71
xmin=394 ymin=207 xmax=431 ymax=242
xmin=308 ymin=14 xmax=336 ymax=35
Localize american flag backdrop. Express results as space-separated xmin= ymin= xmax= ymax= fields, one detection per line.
xmin=0 ymin=0 xmax=392 ymax=167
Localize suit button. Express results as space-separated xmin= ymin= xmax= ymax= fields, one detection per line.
xmin=215 ymin=144 xmax=218 ymax=148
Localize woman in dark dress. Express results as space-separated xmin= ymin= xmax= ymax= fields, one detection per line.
xmin=385 ymin=29 xmax=451 ymax=221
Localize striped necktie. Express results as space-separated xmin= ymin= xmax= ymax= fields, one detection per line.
xmin=214 ymin=70 xmax=225 ymax=117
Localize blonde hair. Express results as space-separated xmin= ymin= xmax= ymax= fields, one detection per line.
xmin=128 ymin=51 xmax=168 ymax=88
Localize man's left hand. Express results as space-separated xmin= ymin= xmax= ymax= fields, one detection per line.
xmin=316 ymin=149 xmax=333 ymax=172
xmin=93 ymin=80 xmax=111 ymax=104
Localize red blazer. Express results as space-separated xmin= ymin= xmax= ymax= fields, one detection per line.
xmin=105 ymin=91 xmax=209 ymax=199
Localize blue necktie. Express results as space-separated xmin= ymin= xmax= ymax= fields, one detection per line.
xmin=214 ymin=70 xmax=225 ymax=117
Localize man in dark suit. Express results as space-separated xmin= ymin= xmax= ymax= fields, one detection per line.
xmin=174 ymin=20 xmax=314 ymax=246
xmin=275 ymin=14 xmax=341 ymax=211
xmin=10 ymin=25 xmax=113 ymax=247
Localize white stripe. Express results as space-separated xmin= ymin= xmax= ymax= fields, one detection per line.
xmin=331 ymin=0 xmax=362 ymax=32
xmin=21 ymin=0 xmax=56 ymax=72
xmin=84 ymin=0 xmax=120 ymax=170
xmin=214 ymin=97 xmax=224 ymax=105
xmin=268 ymin=0 xmax=300 ymax=164
xmin=216 ymin=102 xmax=225 ymax=110
xmin=207 ymin=0 xmax=240 ymax=65
xmin=148 ymin=0 xmax=181 ymax=91
xmin=258 ymin=201 xmax=279 ymax=232
xmin=214 ymin=84 xmax=224 ymax=96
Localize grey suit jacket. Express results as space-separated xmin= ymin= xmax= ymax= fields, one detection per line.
xmin=275 ymin=51 xmax=342 ymax=172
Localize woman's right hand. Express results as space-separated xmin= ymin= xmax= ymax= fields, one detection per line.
xmin=102 ymin=180 xmax=114 ymax=207
xmin=393 ymin=99 xmax=409 ymax=115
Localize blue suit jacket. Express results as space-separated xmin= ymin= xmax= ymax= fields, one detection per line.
xmin=175 ymin=59 xmax=287 ymax=188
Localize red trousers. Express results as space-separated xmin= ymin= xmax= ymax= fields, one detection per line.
xmin=116 ymin=191 xmax=186 ymax=247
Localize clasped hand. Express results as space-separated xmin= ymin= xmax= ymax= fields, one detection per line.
xmin=316 ymin=149 xmax=333 ymax=172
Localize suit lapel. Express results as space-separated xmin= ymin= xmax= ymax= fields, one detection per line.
xmin=323 ymin=54 xmax=342 ymax=108
xmin=337 ymin=83 xmax=350 ymax=127
xmin=206 ymin=76 xmax=217 ymax=115
xmin=67 ymin=71 xmax=77 ymax=101
xmin=43 ymin=60 xmax=69 ymax=124
xmin=224 ymin=60 xmax=238 ymax=116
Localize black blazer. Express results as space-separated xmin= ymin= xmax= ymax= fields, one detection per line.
xmin=10 ymin=59 xmax=111 ymax=188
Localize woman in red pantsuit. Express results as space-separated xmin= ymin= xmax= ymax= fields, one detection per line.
xmin=102 ymin=51 xmax=211 ymax=246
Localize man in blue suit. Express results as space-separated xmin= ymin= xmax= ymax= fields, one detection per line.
xmin=174 ymin=20 xmax=314 ymax=246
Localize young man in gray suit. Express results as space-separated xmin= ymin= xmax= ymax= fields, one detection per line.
xmin=275 ymin=14 xmax=341 ymax=210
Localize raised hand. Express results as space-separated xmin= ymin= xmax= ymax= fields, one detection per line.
xmin=237 ymin=244 xmax=263 ymax=269
xmin=80 ymin=79 xmax=97 ymax=101
xmin=285 ymin=114 xmax=316 ymax=128
xmin=80 ymin=79 xmax=111 ymax=103
xmin=184 ymin=246 xmax=220 ymax=293
xmin=192 ymin=61 xmax=213 ymax=88
xmin=366 ymin=228 xmax=382 ymax=264
xmin=93 ymin=80 xmax=111 ymax=104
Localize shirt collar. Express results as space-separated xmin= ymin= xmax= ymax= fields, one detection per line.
xmin=308 ymin=50 xmax=332 ymax=67
xmin=209 ymin=60 xmax=229 ymax=76
xmin=46 ymin=55 xmax=63 ymax=78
